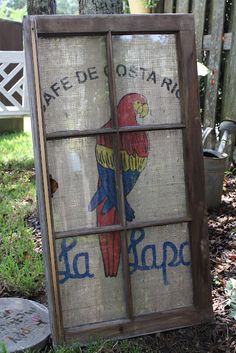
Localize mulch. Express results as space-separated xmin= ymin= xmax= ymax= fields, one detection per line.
xmin=2 ymin=170 xmax=236 ymax=352
xmin=128 ymin=171 xmax=236 ymax=351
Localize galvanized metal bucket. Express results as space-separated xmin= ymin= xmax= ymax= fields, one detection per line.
xmin=203 ymin=153 xmax=227 ymax=209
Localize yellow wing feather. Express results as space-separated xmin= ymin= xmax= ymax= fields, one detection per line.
xmin=96 ymin=145 xmax=147 ymax=172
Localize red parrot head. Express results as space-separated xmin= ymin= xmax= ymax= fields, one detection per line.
xmin=117 ymin=93 xmax=149 ymax=127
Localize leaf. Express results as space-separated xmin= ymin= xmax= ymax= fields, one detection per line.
xmin=225 ymin=278 xmax=236 ymax=320
xmin=229 ymin=310 xmax=236 ymax=320
xmin=197 ymin=62 xmax=211 ymax=77
xmin=0 ymin=342 xmax=8 ymax=353
xmin=225 ymin=278 xmax=236 ymax=295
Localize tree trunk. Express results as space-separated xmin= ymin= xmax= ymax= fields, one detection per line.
xmin=27 ymin=0 xmax=57 ymax=15
xmin=78 ymin=0 xmax=123 ymax=14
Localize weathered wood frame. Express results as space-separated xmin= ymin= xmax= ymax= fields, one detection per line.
xmin=23 ymin=14 xmax=212 ymax=345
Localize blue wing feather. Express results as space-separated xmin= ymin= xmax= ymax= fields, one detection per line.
xmin=88 ymin=185 xmax=106 ymax=211
xmin=122 ymin=170 xmax=140 ymax=196
xmin=122 ymin=170 xmax=140 ymax=221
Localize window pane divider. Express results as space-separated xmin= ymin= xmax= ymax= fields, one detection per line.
xmin=106 ymin=31 xmax=134 ymax=319
xmin=46 ymin=123 xmax=186 ymax=141
xmin=54 ymin=216 xmax=192 ymax=240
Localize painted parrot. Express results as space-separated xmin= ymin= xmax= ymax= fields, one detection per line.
xmin=88 ymin=93 xmax=149 ymax=277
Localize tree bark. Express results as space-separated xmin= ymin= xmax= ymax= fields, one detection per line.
xmin=27 ymin=0 xmax=57 ymax=15
xmin=78 ymin=0 xmax=123 ymax=14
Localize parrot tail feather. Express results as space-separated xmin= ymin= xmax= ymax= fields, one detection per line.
xmin=99 ymin=232 xmax=121 ymax=277
xmin=97 ymin=201 xmax=121 ymax=277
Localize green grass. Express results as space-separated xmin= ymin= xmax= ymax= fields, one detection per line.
xmin=0 ymin=132 xmax=34 ymax=169
xmin=0 ymin=132 xmax=44 ymax=296
xmin=25 ymin=338 xmax=147 ymax=353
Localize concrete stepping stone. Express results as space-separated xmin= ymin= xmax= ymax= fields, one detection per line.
xmin=0 ymin=298 xmax=50 ymax=353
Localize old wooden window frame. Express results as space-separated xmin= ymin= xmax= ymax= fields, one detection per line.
xmin=24 ymin=14 xmax=212 ymax=345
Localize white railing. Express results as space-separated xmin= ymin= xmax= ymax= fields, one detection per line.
xmin=0 ymin=51 xmax=29 ymax=117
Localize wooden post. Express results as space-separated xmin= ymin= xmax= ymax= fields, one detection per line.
xmin=78 ymin=0 xmax=123 ymax=14
xmin=222 ymin=1 xmax=236 ymax=122
xmin=27 ymin=0 xmax=57 ymax=15
xmin=191 ymin=0 xmax=207 ymax=61
xmin=164 ymin=0 xmax=173 ymax=13
xmin=176 ymin=0 xmax=189 ymax=13
xmin=153 ymin=0 xmax=164 ymax=13
xmin=203 ymin=0 xmax=226 ymax=127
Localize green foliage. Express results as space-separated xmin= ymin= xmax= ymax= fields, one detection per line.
xmin=7 ymin=0 xmax=25 ymax=9
xmin=212 ymin=275 xmax=221 ymax=287
xmin=8 ymin=5 xmax=26 ymax=21
xmin=118 ymin=339 xmax=143 ymax=353
xmin=144 ymin=0 xmax=160 ymax=8
xmin=0 ymin=0 xmax=7 ymax=18
xmin=225 ymin=167 xmax=236 ymax=176
xmin=46 ymin=343 xmax=82 ymax=353
xmin=0 ymin=342 xmax=8 ymax=353
xmin=0 ymin=0 xmax=26 ymax=21
xmin=84 ymin=339 xmax=105 ymax=353
xmin=25 ymin=338 xmax=146 ymax=353
xmin=225 ymin=278 xmax=236 ymax=320
xmin=0 ymin=0 xmax=78 ymax=20
xmin=0 ymin=132 xmax=44 ymax=296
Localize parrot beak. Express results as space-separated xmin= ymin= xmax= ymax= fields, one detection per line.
xmin=140 ymin=103 xmax=149 ymax=118
xmin=133 ymin=101 xmax=149 ymax=119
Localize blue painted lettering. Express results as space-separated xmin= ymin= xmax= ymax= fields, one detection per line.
xmin=128 ymin=229 xmax=191 ymax=285
xmin=58 ymin=239 xmax=94 ymax=284
xmin=58 ymin=230 xmax=191 ymax=286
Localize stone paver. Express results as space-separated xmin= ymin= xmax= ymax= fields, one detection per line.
xmin=0 ymin=298 xmax=50 ymax=353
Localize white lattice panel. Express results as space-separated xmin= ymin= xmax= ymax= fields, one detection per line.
xmin=0 ymin=51 xmax=29 ymax=117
